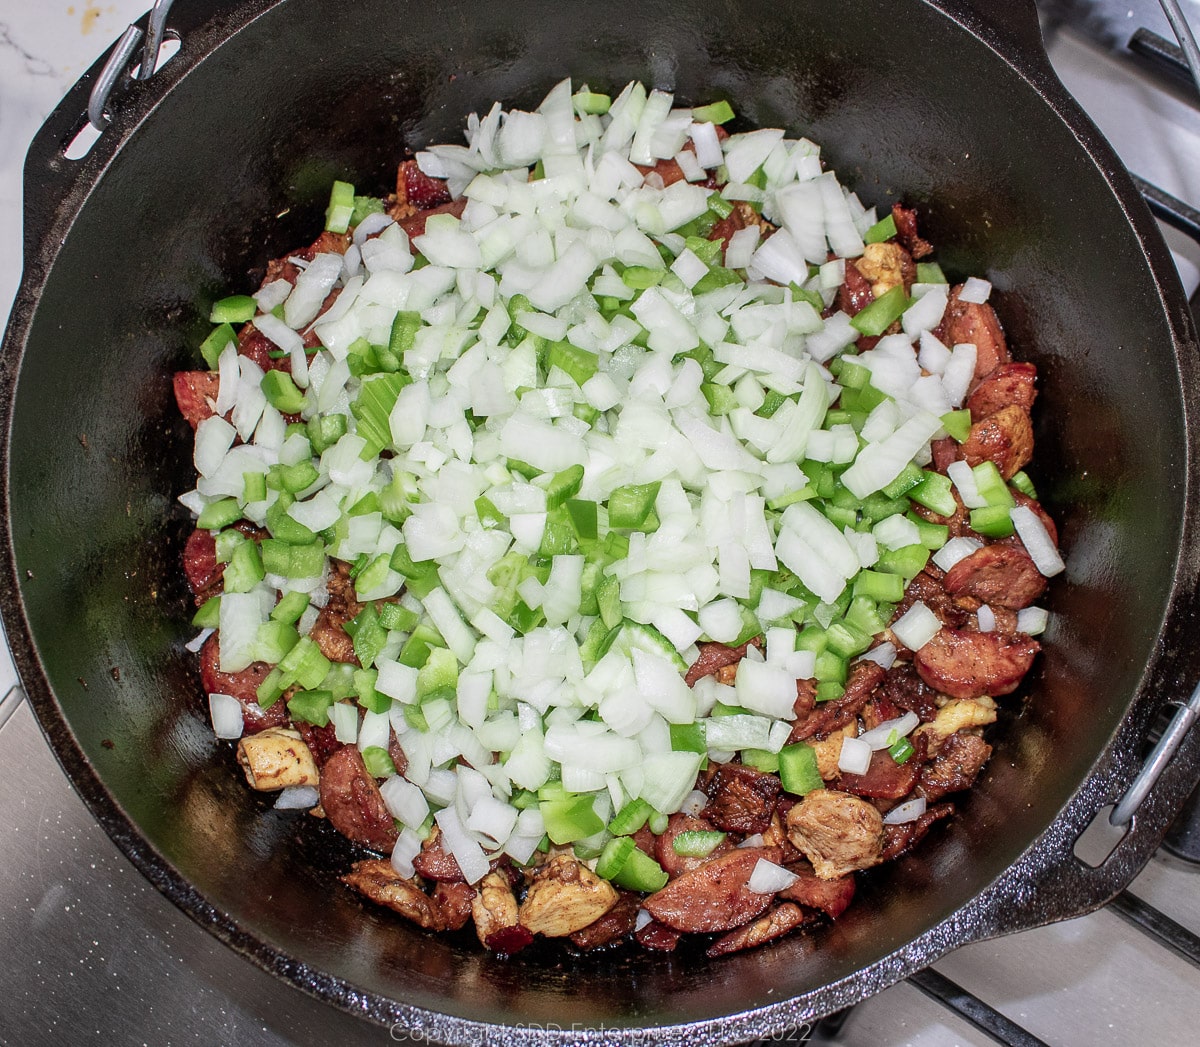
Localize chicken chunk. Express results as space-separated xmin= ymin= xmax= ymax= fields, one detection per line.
xmin=342 ymin=859 xmax=443 ymax=930
xmin=916 ymin=697 xmax=998 ymax=755
xmin=518 ymin=855 xmax=619 ymax=938
xmin=471 ymin=871 xmax=521 ymax=948
xmin=810 ymin=724 xmax=858 ymax=780
xmin=853 ymin=241 xmax=913 ymax=298
xmin=785 ymin=790 xmax=884 ymax=879
xmin=236 ymin=727 xmax=319 ymax=791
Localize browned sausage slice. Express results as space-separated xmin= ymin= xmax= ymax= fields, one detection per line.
xmin=879 ymin=803 xmax=955 ymax=862
xmin=183 ymin=528 xmax=222 ymax=600
xmin=655 ymin=813 xmax=731 ymax=879
xmin=936 ymin=285 xmax=1011 ymax=381
xmin=643 ymin=847 xmax=782 ymax=933
xmin=942 ymin=543 xmax=1046 ymax=610
xmin=569 ymin=891 xmax=641 ymax=950
xmin=914 ymin=627 xmax=1040 ymax=700
xmin=319 ymin=745 xmax=399 ymax=853
xmin=835 ymin=740 xmax=924 ymax=800
xmin=309 ymin=560 xmax=363 ymax=665
xmin=173 ymin=371 xmax=221 ymax=430
xmin=967 ymin=361 xmax=1037 ymax=419
xmin=413 ymin=826 xmax=466 ymax=883
xmin=705 ymin=902 xmax=813 ymax=957
xmin=199 ymin=634 xmax=287 ymax=734
xmin=779 ymin=861 xmax=857 ymax=918
xmin=960 ymin=404 xmax=1034 ymax=479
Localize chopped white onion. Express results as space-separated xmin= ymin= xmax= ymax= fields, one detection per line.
xmin=883 ymin=796 xmax=927 ymax=825
xmin=748 ymin=858 xmax=800 ymax=894
xmin=891 ymin=601 xmax=942 ymax=651
xmin=274 ymin=785 xmax=320 ymax=810
xmin=837 ymin=736 xmax=872 ymax=776
xmin=857 ymin=711 xmax=920 ymax=750
xmin=1011 ymin=505 xmax=1066 ymax=577
xmin=208 ymin=693 xmax=244 ymax=740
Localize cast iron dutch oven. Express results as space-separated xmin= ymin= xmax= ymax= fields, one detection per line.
xmin=4 ymin=0 xmax=1200 ymax=1041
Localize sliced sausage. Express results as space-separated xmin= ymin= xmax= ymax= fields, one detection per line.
xmin=960 ymin=404 xmax=1034 ymax=480
xmin=785 ymin=791 xmax=884 ymax=879
xmin=914 ymin=627 xmax=1040 ymax=700
xmin=396 ymin=159 xmax=453 ymax=211
xmin=835 ymin=737 xmax=925 ymax=800
xmin=569 ymin=891 xmax=641 ymax=950
xmin=935 ymin=285 xmax=1011 ymax=381
xmin=183 ymin=528 xmax=222 ymax=600
xmin=942 ymin=543 xmax=1046 ymax=610
xmin=319 ymin=745 xmax=399 ymax=853
xmin=655 ymin=813 xmax=731 ymax=878
xmin=413 ymin=826 xmax=466 ymax=883
xmin=643 ymin=847 xmax=782 ymax=934
xmin=635 ymin=920 xmax=681 ymax=952
xmin=199 ymin=634 xmax=287 ymax=734
xmin=705 ymin=902 xmax=812 ymax=958
xmin=173 ymin=371 xmax=220 ymax=429
xmin=295 ymin=720 xmax=343 ymax=767
xmin=703 ymin=763 xmax=781 ymax=835
xmin=967 ymin=361 xmax=1037 ymax=419
xmin=779 ymin=861 xmax=857 ymax=918
xmin=432 ymin=881 xmax=476 ymax=931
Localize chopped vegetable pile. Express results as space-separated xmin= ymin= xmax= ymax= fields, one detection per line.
xmin=176 ymin=79 xmax=1063 ymax=958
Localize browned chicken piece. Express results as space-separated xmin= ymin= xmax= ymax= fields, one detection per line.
xmin=853 ymin=241 xmax=914 ymax=298
xmin=914 ymin=628 xmax=1039 ymax=700
xmin=810 ymin=725 xmax=857 ymax=780
xmin=236 ymin=727 xmax=320 ymax=791
xmin=342 ymin=859 xmax=443 ymax=930
xmin=705 ymin=902 xmax=812 ymax=958
xmin=643 ymin=847 xmax=781 ymax=933
xmin=518 ymin=855 xmax=619 ymax=938
xmin=786 ymin=790 xmax=885 ymax=879
xmin=916 ymin=697 xmax=998 ymax=755
xmin=790 ymin=661 xmax=886 ymax=742
xmin=780 ymin=860 xmax=857 ymax=918
xmin=942 ymin=543 xmax=1047 ymax=610
xmin=967 ymin=361 xmax=1037 ymax=419
xmin=309 ymin=560 xmax=363 ymax=665
xmin=920 ymin=731 xmax=994 ymax=802
xmin=318 ymin=745 xmax=398 ymax=853
xmin=569 ymin=891 xmax=641 ymax=950
xmin=471 ymin=871 xmax=521 ymax=947
xmin=960 ymin=404 xmax=1034 ymax=480
xmin=936 ymin=285 xmax=1011 ymax=381
xmin=704 ymin=763 xmax=781 ymax=834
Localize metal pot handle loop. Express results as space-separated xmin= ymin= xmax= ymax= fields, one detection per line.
xmin=1110 ymin=681 xmax=1200 ymax=827
xmin=88 ymin=0 xmax=177 ymax=130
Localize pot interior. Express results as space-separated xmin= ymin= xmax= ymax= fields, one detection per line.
xmin=2 ymin=0 xmax=1192 ymax=1036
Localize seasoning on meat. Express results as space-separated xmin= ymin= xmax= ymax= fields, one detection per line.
xmin=342 ymin=859 xmax=444 ymax=929
xmin=643 ymin=847 xmax=781 ymax=933
xmin=785 ymin=791 xmax=885 ymax=879
xmin=920 ymin=731 xmax=993 ymax=801
xmin=236 ymin=727 xmax=320 ymax=791
xmin=960 ymin=404 xmax=1035 ymax=479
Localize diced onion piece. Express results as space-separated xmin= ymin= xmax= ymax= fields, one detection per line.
xmin=946 ymin=461 xmax=986 ymax=509
xmin=435 ymin=806 xmax=490 ymax=884
xmin=891 ymin=601 xmax=942 ymax=651
xmin=958 ymin=277 xmax=992 ymax=304
xmin=932 ymin=536 xmax=984 ymax=573
xmin=1017 ymin=606 xmax=1050 ymax=636
xmin=837 ymin=736 xmax=872 ymax=775
xmin=883 ymin=797 xmax=927 ymax=825
xmin=857 ymin=641 xmax=898 ymax=670
xmin=748 ymin=858 xmax=800 ymax=894
xmin=1011 ymin=506 xmax=1066 ymax=577
xmin=977 ymin=605 xmax=996 ymax=632
xmin=274 ymin=785 xmax=320 ymax=810
xmin=208 ymin=693 xmax=244 ymax=740
xmin=857 ymin=711 xmax=920 ymax=751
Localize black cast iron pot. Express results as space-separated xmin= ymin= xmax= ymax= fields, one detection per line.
xmin=4 ymin=0 xmax=1200 ymax=1042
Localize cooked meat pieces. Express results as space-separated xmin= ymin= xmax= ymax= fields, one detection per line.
xmin=852 ymin=241 xmax=914 ymax=298
xmin=705 ymin=902 xmax=812 ymax=958
xmin=518 ymin=855 xmax=619 ymax=937
xmin=199 ymin=634 xmax=287 ymax=734
xmin=342 ymin=859 xmax=444 ymax=929
xmin=309 ymin=560 xmax=363 ymax=665
xmin=703 ymin=763 xmax=781 ymax=834
xmin=935 ymin=285 xmax=1011 ymax=381
xmin=914 ymin=628 xmax=1040 ymax=700
xmin=891 ymin=203 xmax=934 ymax=259
xmin=790 ymin=661 xmax=886 ymax=741
xmin=881 ymin=661 xmax=940 ymax=722
xmin=413 ymin=825 xmax=466 ymax=882
xmin=182 ymin=527 xmax=222 ymax=601
xmin=942 ymin=543 xmax=1047 ymax=610
xmin=880 ymin=803 xmax=955 ymax=862
xmin=785 ymin=791 xmax=884 ymax=879
xmin=685 ymin=638 xmax=762 ymax=686
xmin=960 ymin=404 xmax=1035 ymax=480
xmin=656 ymin=813 xmax=732 ymax=878
xmin=967 ymin=361 xmax=1037 ymax=419
xmin=173 ymin=371 xmax=221 ymax=430
xmin=920 ymin=731 xmax=993 ymax=802
xmin=471 ymin=871 xmax=521 ymax=948
xmin=236 ymin=727 xmax=319 ymax=791
xmin=779 ymin=861 xmax=857 ymax=918
xmin=318 ymin=745 xmax=398 ymax=853
xmin=835 ymin=739 xmax=925 ymax=800
xmin=918 ymin=697 xmax=999 ymax=754
xmin=643 ymin=847 xmax=781 ymax=933
xmin=569 ymin=891 xmax=641 ymax=950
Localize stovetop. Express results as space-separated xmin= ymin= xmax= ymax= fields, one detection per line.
xmin=2 ymin=4 xmax=1200 ymax=1046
